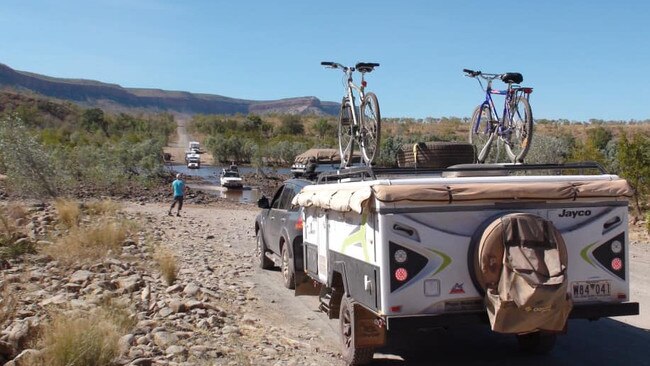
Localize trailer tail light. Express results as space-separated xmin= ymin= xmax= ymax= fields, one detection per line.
xmin=389 ymin=241 xmax=428 ymax=292
xmin=394 ymin=249 xmax=407 ymax=263
xmin=295 ymin=217 xmax=303 ymax=230
xmin=394 ymin=268 xmax=408 ymax=282
xmin=592 ymin=233 xmax=626 ymax=280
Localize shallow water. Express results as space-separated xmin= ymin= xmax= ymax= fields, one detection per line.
xmin=166 ymin=164 xmax=289 ymax=203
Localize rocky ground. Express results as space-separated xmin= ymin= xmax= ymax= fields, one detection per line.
xmin=1 ymin=191 xmax=650 ymax=366
xmin=0 ymin=194 xmax=345 ymax=366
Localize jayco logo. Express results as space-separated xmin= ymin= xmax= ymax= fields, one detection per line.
xmin=558 ymin=209 xmax=592 ymax=218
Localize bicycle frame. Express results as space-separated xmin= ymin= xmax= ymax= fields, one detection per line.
xmin=342 ymin=67 xmax=367 ymax=132
xmin=473 ymin=77 xmax=531 ymax=138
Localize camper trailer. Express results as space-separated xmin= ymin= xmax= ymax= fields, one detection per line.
xmin=292 ymin=164 xmax=639 ymax=365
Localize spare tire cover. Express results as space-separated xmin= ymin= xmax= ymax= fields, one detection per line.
xmin=473 ymin=213 xmax=567 ymax=290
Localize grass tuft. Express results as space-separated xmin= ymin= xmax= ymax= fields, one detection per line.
xmin=54 ymin=199 xmax=81 ymax=228
xmin=36 ymin=308 xmax=130 ymax=366
xmin=97 ymin=297 xmax=137 ymax=332
xmin=6 ymin=203 xmax=28 ymax=221
xmin=155 ymin=247 xmax=178 ymax=285
xmin=0 ymin=206 xmax=35 ymax=259
xmin=44 ymin=222 xmax=127 ymax=265
xmin=85 ymin=199 xmax=121 ymax=216
xmin=0 ymin=284 xmax=18 ymax=325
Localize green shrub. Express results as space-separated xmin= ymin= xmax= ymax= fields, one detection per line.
xmin=0 ymin=116 xmax=60 ymax=197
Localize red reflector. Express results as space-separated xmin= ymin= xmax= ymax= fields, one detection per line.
xmin=611 ymin=257 xmax=623 ymax=271
xmin=361 ymin=80 xmax=367 ymax=87
xmin=390 ymin=306 xmax=402 ymax=313
xmin=618 ymin=293 xmax=627 ymax=300
xmin=395 ymin=268 xmax=408 ymax=282
xmin=523 ymin=88 xmax=533 ymax=94
xmin=295 ymin=217 xmax=303 ymax=230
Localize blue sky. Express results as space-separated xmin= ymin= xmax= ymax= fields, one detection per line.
xmin=1 ymin=0 xmax=648 ymax=121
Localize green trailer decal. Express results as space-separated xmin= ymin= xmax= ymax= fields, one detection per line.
xmin=426 ymin=248 xmax=452 ymax=275
xmin=580 ymin=242 xmax=598 ymax=266
xmin=341 ymin=213 xmax=370 ymax=262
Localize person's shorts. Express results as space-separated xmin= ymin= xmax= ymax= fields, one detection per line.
xmin=173 ymin=195 xmax=184 ymax=207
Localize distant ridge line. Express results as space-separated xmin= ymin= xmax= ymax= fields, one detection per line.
xmin=0 ymin=63 xmax=339 ymax=116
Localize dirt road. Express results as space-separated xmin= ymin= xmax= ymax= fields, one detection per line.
xmin=164 ymin=117 xmax=214 ymax=165
xmin=127 ymin=201 xmax=649 ymax=365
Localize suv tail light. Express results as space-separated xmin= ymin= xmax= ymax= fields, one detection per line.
xmin=295 ymin=216 xmax=303 ymax=231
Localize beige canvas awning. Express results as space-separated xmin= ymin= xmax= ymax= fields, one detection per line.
xmin=292 ymin=149 xmax=340 ymax=164
xmin=292 ymin=185 xmax=373 ymax=213
xmin=292 ymin=178 xmax=633 ymax=214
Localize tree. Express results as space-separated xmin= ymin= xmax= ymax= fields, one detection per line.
xmin=311 ymin=119 xmax=335 ymax=139
xmin=586 ymin=126 xmax=613 ymax=151
xmin=0 ymin=116 xmax=60 ymax=197
xmin=279 ymin=115 xmax=304 ymax=135
xmin=243 ymin=115 xmax=263 ymax=132
xmin=82 ymin=108 xmax=108 ymax=136
xmin=616 ymin=133 xmax=650 ymax=216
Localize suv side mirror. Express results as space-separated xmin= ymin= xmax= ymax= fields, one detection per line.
xmin=257 ymin=196 xmax=270 ymax=209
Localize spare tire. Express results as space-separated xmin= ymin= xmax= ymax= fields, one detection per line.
xmin=471 ymin=214 xmax=568 ymax=292
xmin=396 ymin=142 xmax=475 ymax=168
xmin=471 ymin=213 xmax=572 ymax=334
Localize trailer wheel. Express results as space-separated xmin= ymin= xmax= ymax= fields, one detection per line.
xmin=281 ymin=243 xmax=295 ymax=289
xmin=340 ymin=296 xmax=374 ymax=365
xmin=256 ymin=232 xmax=273 ymax=270
xmin=517 ymin=332 xmax=557 ymax=354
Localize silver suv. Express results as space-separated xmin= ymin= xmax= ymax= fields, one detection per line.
xmin=255 ymin=179 xmax=311 ymax=289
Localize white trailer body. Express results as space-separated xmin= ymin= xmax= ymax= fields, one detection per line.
xmin=294 ymin=170 xmax=639 ymax=364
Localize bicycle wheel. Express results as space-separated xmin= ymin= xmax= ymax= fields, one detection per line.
xmin=505 ymin=97 xmax=533 ymax=163
xmin=338 ymin=98 xmax=354 ymax=168
xmin=360 ymin=92 xmax=381 ymax=164
xmin=469 ymin=104 xmax=496 ymax=163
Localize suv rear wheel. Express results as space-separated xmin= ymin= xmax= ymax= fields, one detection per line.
xmin=281 ymin=244 xmax=295 ymax=289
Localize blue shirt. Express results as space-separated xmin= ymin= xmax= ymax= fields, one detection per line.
xmin=172 ymin=179 xmax=185 ymax=197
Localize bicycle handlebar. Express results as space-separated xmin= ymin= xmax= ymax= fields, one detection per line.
xmin=321 ymin=61 xmax=345 ymax=69
xmin=463 ymin=68 xmax=504 ymax=80
xmin=322 ymin=61 xmax=380 ymax=73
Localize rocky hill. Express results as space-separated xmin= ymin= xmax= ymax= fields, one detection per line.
xmin=0 ymin=63 xmax=339 ymax=116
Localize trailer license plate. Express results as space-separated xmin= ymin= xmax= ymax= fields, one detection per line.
xmin=572 ymin=281 xmax=611 ymax=299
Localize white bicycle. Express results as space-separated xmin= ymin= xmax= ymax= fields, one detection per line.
xmin=321 ymin=61 xmax=381 ymax=167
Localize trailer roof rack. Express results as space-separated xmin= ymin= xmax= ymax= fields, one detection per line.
xmin=316 ymin=162 xmax=608 ymax=185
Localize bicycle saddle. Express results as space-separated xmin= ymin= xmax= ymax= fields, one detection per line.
xmin=501 ymin=73 xmax=523 ymax=84
xmin=356 ymin=62 xmax=379 ymax=73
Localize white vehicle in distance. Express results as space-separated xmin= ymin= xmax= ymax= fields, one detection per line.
xmin=220 ymin=165 xmax=243 ymax=188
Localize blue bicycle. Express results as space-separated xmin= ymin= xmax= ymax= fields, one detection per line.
xmin=463 ymin=69 xmax=533 ymax=163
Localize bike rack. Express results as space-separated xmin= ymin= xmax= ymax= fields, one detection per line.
xmin=316 ymin=162 xmax=608 ymax=185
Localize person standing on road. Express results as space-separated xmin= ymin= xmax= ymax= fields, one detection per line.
xmin=168 ymin=173 xmax=186 ymax=217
